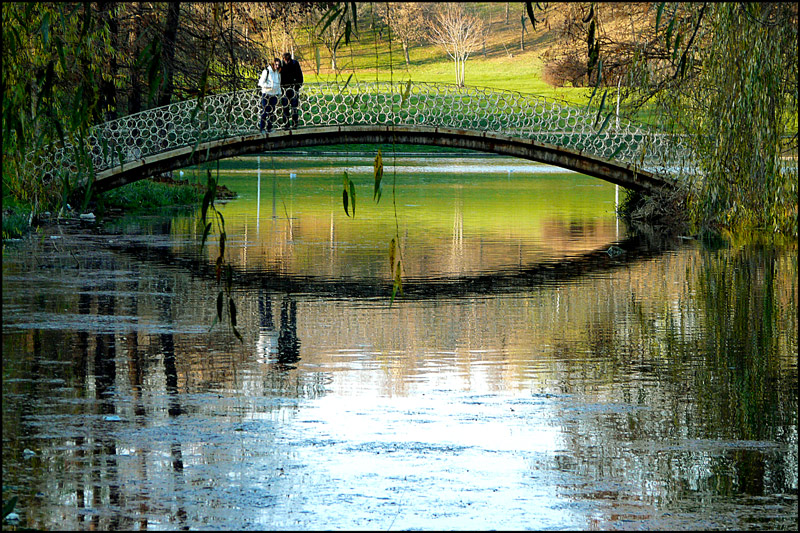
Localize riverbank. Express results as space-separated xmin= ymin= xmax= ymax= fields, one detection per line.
xmin=2 ymin=176 xmax=236 ymax=242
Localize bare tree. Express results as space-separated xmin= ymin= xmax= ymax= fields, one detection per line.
xmin=383 ymin=2 xmax=429 ymax=66
xmin=428 ymin=3 xmax=484 ymax=87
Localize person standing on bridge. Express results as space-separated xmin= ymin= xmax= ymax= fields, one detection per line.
xmin=258 ymin=58 xmax=282 ymax=133
xmin=281 ymin=52 xmax=303 ymax=129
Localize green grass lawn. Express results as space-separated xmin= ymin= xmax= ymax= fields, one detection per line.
xmin=298 ymin=5 xmax=593 ymax=108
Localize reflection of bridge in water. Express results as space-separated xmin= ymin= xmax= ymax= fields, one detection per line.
xmin=29 ymin=82 xmax=694 ymax=196
xmin=107 ymin=232 xmax=674 ymax=301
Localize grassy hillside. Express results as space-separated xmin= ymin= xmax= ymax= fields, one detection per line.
xmin=293 ymin=3 xmax=592 ymax=107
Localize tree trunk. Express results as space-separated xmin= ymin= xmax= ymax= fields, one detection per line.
xmin=403 ymin=41 xmax=410 ymax=66
xmin=455 ymin=57 xmax=466 ymax=87
xmin=505 ymin=3 xmax=509 ymax=25
xmin=520 ymin=14 xmax=525 ymax=51
xmin=157 ymin=1 xmax=180 ymax=107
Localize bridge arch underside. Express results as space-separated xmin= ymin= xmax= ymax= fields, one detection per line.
xmin=91 ymin=126 xmax=673 ymax=195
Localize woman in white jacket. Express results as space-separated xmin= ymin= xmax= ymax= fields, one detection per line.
xmin=258 ymin=58 xmax=282 ymax=133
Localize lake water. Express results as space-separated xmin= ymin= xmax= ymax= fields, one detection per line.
xmin=2 ymin=152 xmax=797 ymax=530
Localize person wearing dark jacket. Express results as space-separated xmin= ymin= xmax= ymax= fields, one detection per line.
xmin=281 ymin=52 xmax=304 ymax=129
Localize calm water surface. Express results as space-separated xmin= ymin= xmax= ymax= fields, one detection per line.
xmin=2 ymin=153 xmax=798 ymax=530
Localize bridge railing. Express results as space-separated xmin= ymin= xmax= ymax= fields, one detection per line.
xmin=26 ymin=82 xmax=696 ymax=187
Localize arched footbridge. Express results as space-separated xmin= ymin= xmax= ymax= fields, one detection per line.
xmin=28 ymin=82 xmax=695 ymax=195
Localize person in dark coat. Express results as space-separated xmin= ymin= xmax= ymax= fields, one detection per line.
xmin=281 ymin=52 xmax=304 ymax=129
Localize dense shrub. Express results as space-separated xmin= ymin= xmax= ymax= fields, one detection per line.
xmin=542 ymin=51 xmax=587 ymax=87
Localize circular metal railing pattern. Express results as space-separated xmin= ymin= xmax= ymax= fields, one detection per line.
xmin=26 ymin=81 xmax=696 ymax=186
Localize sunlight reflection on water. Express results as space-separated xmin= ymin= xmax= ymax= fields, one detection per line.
xmin=2 ymin=155 xmax=797 ymax=530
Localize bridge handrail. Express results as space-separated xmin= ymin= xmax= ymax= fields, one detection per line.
xmin=25 ymin=81 xmax=697 ymax=186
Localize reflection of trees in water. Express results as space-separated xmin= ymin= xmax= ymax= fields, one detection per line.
xmin=549 ymin=244 xmax=798 ymax=527
xmin=690 ymin=245 xmax=798 ymax=498
xmin=694 ymin=245 xmax=797 ymax=439
xmin=4 ymin=222 xmax=796 ymax=529
xmin=3 ymin=248 xmax=324 ymax=530
xmin=156 ymin=275 xmax=189 ymax=528
xmin=68 ymin=266 xmax=192 ymax=529
xmin=93 ymin=289 xmax=121 ymax=530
